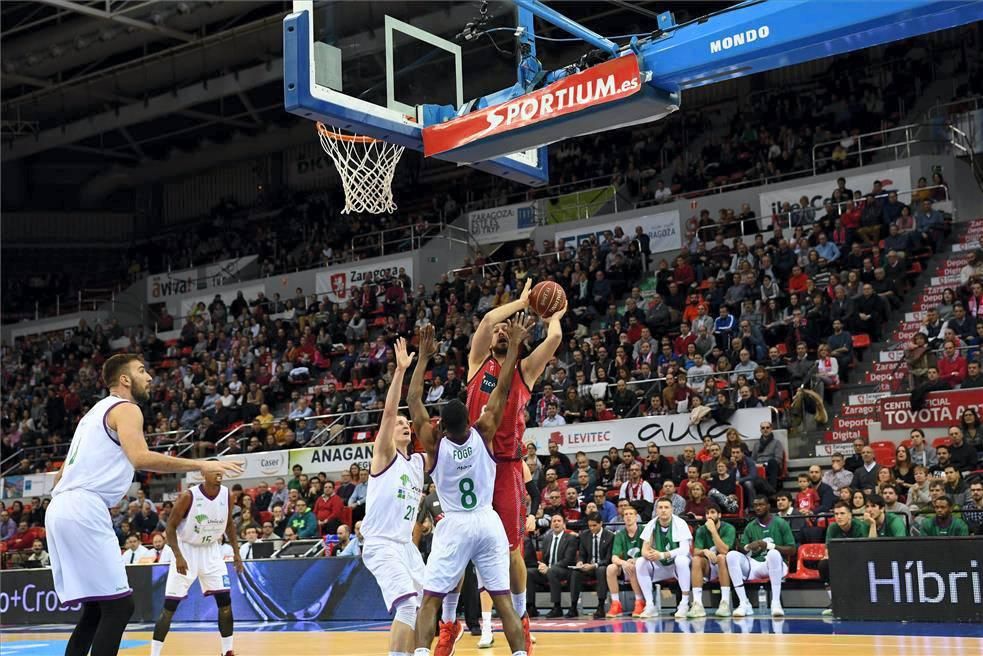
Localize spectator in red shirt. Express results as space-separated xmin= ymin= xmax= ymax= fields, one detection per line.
xmin=562 ymin=487 xmax=584 ymax=528
xmin=314 ymin=481 xmax=344 ymax=535
xmin=794 ymin=473 xmax=820 ymax=514
xmin=673 ymin=255 xmax=696 ymax=289
xmin=588 ymin=399 xmax=617 ymax=422
xmin=937 ymin=340 xmax=968 ymax=387
xmin=673 ymin=322 xmax=697 ymax=357
xmin=678 ymin=464 xmax=709 ymax=499
xmin=788 ymin=265 xmax=809 ymax=295
xmin=839 ymin=199 xmax=862 ymax=230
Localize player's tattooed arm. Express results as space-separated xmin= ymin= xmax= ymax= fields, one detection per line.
xmin=469 ymin=278 xmax=532 ymax=374
xmin=521 ymin=299 xmax=567 ymax=386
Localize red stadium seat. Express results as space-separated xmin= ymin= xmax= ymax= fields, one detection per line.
xmin=259 ymin=511 xmax=273 ymax=524
xmin=787 ymin=543 xmax=825 ymax=580
xmin=870 ymin=441 xmax=896 ymax=467
xmin=341 ymin=506 xmax=353 ymax=528
xmin=852 ymin=334 xmax=871 ymax=350
xmin=932 ymin=437 xmax=952 ymax=449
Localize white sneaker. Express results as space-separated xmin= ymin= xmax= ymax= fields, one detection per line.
xmin=771 ymin=601 xmax=785 ymax=617
xmin=637 ymin=604 xmax=659 ymax=619
xmin=731 ymin=602 xmax=754 ymax=618
xmin=715 ymin=600 xmax=732 ymax=617
xmin=821 ymin=608 xmax=834 ymax=617
xmin=477 ymin=633 xmax=494 ymax=649
xmin=674 ymin=602 xmax=689 ymax=619
xmin=686 ymin=601 xmax=707 ymax=618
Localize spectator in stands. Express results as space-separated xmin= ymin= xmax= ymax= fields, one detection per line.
xmin=943 ymin=466 xmax=970 ymax=506
xmin=337 ymin=468 xmax=357 ymax=504
xmin=133 ymin=500 xmax=159 ymax=535
xmin=914 ymin=198 xmax=945 ymax=246
xmin=287 ymin=498 xmax=318 ymax=539
xmin=938 ymin=341 xmax=968 ymax=387
xmin=348 ymin=468 xmax=369 ymax=521
xmin=908 ymin=466 xmax=933 ymax=511
xmin=852 ymin=446 xmax=881 ymax=495
xmin=26 ymin=538 xmax=51 ymax=568
xmin=314 ymin=480 xmax=344 ymax=536
xmin=240 ymin=526 xmax=260 ymax=559
xmin=592 ymin=488 xmax=618 ymax=525
xmin=121 ymin=533 xmax=151 ymax=564
xmin=907 ymin=429 xmax=936 ymax=468
xmin=751 ymin=421 xmax=784 ymax=490
xmin=253 ymin=482 xmax=272 ymax=512
xmin=335 ymin=523 xmax=360 ymax=557
xmin=963 ymin=481 xmax=983 ymax=535
xmin=0 ymin=510 xmax=15 ymax=541
xmin=947 ymin=426 xmax=979 ymax=471
xmin=920 ymin=496 xmax=970 ymax=536
xmin=270 ymin=478 xmax=289 ymax=509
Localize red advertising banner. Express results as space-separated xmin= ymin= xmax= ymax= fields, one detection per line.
xmin=841 ymin=404 xmax=878 ymax=418
xmin=878 ymin=388 xmax=983 ymax=429
xmin=825 ymin=427 xmax=869 ymax=443
xmin=422 ymin=55 xmax=642 ymax=157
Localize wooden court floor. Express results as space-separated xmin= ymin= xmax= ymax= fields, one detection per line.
xmin=3 ymin=624 xmax=982 ymax=656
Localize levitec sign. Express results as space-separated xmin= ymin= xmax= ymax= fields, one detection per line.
xmin=466 ymin=201 xmax=540 ymax=245
xmin=829 ymin=537 xmax=983 ymax=622
xmin=554 ymin=209 xmax=681 ymax=254
xmin=314 ymin=256 xmax=414 ymax=303
xmin=523 ymin=407 xmax=772 ymax=455
xmin=878 ymin=388 xmax=983 ymax=429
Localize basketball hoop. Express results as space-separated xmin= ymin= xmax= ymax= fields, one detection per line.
xmin=316 ymin=122 xmax=404 ymax=214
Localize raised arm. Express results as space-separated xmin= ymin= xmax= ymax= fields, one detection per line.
xmin=370 ymin=337 xmax=413 ymax=472
xmin=113 ymin=403 xmax=242 ymax=476
xmin=521 ymin=301 xmax=567 ymax=385
xmin=469 ymin=278 xmax=532 ymax=375
xmin=407 ymin=325 xmax=438 ymax=456
xmin=474 ymin=314 xmax=533 ymax=445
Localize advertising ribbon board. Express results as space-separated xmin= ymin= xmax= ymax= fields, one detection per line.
xmin=523 ymin=408 xmax=771 ymax=455
xmin=314 ymin=257 xmax=414 ymax=303
xmin=288 ymin=443 xmax=376 ymax=476
xmin=466 ymin=202 xmax=539 ymax=244
xmin=554 ymin=209 xmax=680 ymax=254
xmin=758 ymin=166 xmax=910 ymax=218
xmin=186 ymin=451 xmax=289 ymax=485
xmin=878 ymin=388 xmax=983 ymax=429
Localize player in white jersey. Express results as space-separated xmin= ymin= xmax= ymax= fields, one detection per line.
xmin=45 ymin=353 xmax=241 ymax=656
xmin=409 ymin=318 xmax=532 ymax=656
xmin=360 ymin=337 xmax=427 ymax=656
xmin=151 ymin=467 xmax=242 ymax=656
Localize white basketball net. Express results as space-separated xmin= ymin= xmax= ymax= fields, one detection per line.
xmin=317 ymin=122 xmax=405 ymax=214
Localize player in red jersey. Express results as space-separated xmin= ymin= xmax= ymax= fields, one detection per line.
xmin=465 ymin=278 xmax=565 ymax=652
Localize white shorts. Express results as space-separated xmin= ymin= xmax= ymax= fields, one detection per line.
xmin=46 ymin=489 xmax=131 ymax=604
xmin=734 ymin=552 xmax=789 ymax=580
xmin=637 ymin=555 xmax=689 ymax=583
xmin=425 ymin=508 xmax=510 ymax=597
xmin=362 ymin=537 xmax=425 ymax=613
xmin=165 ymin=542 xmax=229 ymax=599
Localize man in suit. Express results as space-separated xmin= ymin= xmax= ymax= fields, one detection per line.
xmin=526 ymin=514 xmax=578 ymax=618
xmin=569 ymin=513 xmax=615 ymax=619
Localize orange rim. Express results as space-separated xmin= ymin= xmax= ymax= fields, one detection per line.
xmin=316 ymin=122 xmax=379 ymax=143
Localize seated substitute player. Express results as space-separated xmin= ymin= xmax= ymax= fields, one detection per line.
xmin=919 ymin=495 xmax=970 ymax=536
xmin=360 ymin=338 xmax=426 ymax=656
xmin=411 ymin=316 xmax=532 ymax=656
xmin=605 ymin=506 xmax=644 ymax=618
xmin=152 ymin=465 xmax=243 ymax=656
xmin=687 ymin=501 xmax=736 ymax=618
xmin=817 ymin=500 xmax=869 ymax=616
xmin=863 ymin=494 xmax=907 ymax=537
xmin=725 ymin=495 xmax=795 ymax=617
xmin=635 ymin=497 xmax=693 ymax=619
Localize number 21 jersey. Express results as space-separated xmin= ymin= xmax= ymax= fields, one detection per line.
xmin=362 ymin=451 xmax=425 ymax=543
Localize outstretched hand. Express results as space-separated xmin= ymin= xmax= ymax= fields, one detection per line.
xmin=394 ymin=337 xmax=415 ymax=370
xmin=507 ymin=312 xmax=535 ymax=347
xmin=549 ymin=299 xmax=568 ymax=324
xmin=417 ymin=324 xmax=439 ymax=361
xmin=518 ymin=278 xmax=533 ymax=306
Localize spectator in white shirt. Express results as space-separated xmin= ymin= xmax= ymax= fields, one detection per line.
xmin=541 ymin=402 xmax=567 ymax=427
xmin=149 ymin=532 xmax=174 ymax=564
xmin=619 ymin=462 xmax=655 ymax=505
xmin=121 ymin=534 xmax=151 ymax=564
xmin=425 ymin=377 xmax=445 ymax=404
xmin=240 ymin=526 xmax=261 ymax=559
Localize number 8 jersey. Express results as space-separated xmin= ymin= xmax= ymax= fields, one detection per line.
xmin=430 ymin=427 xmax=496 ymax=513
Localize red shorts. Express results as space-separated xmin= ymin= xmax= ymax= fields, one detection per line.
xmin=492 ymin=459 xmax=525 ymax=550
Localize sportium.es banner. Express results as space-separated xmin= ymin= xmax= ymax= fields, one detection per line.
xmin=878 ymin=388 xmax=983 ymax=429
xmin=423 ymin=55 xmax=642 ymax=158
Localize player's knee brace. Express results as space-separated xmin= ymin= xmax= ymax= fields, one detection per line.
xmin=393 ymin=596 xmax=417 ymax=629
xmin=163 ymin=598 xmax=181 ymax=613
xmin=213 ymin=591 xmax=232 ymax=608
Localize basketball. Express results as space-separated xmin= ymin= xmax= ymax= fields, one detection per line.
xmin=529 ymin=281 xmax=566 ymax=318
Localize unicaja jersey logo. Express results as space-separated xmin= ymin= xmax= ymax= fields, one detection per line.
xmin=710 ymin=25 xmax=770 ymax=53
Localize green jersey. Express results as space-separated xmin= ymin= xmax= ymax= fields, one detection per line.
xmin=826 ymin=518 xmax=869 ymax=542
xmin=694 ymin=521 xmax=737 ymax=552
xmin=612 ymin=525 xmax=643 ymax=561
xmin=920 ymin=516 xmax=969 ymax=536
xmin=740 ymin=515 xmax=795 ymax=561
xmin=875 ymin=513 xmax=907 ymax=537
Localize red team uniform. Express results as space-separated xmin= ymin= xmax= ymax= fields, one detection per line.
xmin=467 ymin=355 xmax=531 ymax=549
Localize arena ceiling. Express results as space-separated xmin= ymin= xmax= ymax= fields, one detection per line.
xmin=0 ymin=1 xmax=732 ymax=187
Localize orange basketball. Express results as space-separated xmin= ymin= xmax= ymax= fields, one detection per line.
xmin=529 ymin=281 xmax=566 ymax=318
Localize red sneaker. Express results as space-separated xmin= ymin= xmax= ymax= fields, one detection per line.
xmin=606 ymin=600 xmax=623 ymax=617
xmin=522 ymin=613 xmax=534 ymax=655
xmin=435 ymin=620 xmax=464 ymax=656
xmin=631 ymin=599 xmax=646 ymax=617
